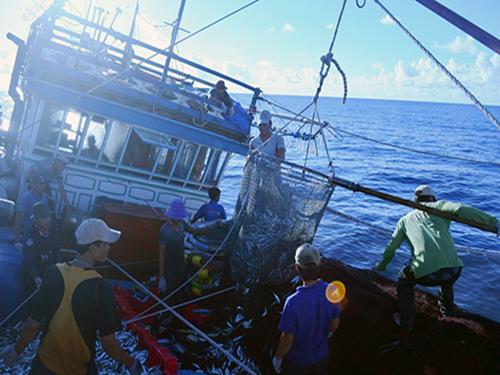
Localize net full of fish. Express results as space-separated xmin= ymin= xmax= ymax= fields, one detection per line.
xmin=229 ymin=154 xmax=334 ymax=285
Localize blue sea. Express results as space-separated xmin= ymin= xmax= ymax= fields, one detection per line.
xmin=1 ymin=94 xmax=499 ymax=322
xmin=224 ymin=95 xmax=500 ymax=322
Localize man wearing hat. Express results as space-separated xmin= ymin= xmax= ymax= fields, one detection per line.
xmin=209 ymin=80 xmax=233 ymax=116
xmin=375 ymin=185 xmax=499 ymax=331
xmin=14 ymin=174 xmax=49 ymax=248
xmin=249 ymin=110 xmax=286 ymax=160
xmin=1 ymin=218 xmax=143 ymax=374
xmin=22 ymin=202 xmax=60 ymax=291
xmin=27 ymin=157 xmax=70 ymax=206
xmin=273 ymin=243 xmax=341 ymax=374
xmin=158 ymin=199 xmax=208 ymax=300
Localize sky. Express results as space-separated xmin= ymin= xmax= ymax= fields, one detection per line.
xmin=0 ymin=0 xmax=499 ymax=105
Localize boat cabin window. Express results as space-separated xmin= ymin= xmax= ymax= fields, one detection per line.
xmin=102 ymin=121 xmax=129 ymax=163
xmin=80 ymin=116 xmax=108 ymax=161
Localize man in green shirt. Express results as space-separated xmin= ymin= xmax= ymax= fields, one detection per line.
xmin=375 ymin=185 xmax=499 ymax=331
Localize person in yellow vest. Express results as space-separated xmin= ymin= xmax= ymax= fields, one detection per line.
xmin=0 ymin=218 xmax=142 ymax=374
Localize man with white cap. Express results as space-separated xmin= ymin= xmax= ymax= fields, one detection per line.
xmin=273 ymin=243 xmax=341 ymax=374
xmin=1 ymin=218 xmax=143 ymax=374
xmin=249 ymin=110 xmax=286 ymax=160
xmin=375 ymin=185 xmax=499 ymax=331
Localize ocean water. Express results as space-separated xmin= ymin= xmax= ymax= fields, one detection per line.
xmin=222 ymin=95 xmax=500 ymax=323
xmin=1 ymin=94 xmax=499 ymax=322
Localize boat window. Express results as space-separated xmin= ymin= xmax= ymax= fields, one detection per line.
xmin=173 ymin=142 xmax=198 ymax=179
xmin=35 ymin=104 xmax=80 ymax=152
xmin=189 ymin=146 xmax=209 ymax=182
xmin=80 ymin=116 xmax=108 ymax=161
xmin=102 ymin=121 xmax=129 ymax=163
xmin=202 ymin=149 xmax=223 ymax=185
xmin=155 ymin=137 xmax=181 ymax=176
xmin=122 ymin=129 xmax=157 ymax=171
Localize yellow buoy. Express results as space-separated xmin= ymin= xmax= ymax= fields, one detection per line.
xmin=191 ymin=286 xmax=202 ymax=297
xmin=198 ymin=269 xmax=210 ymax=281
xmin=192 ymin=255 xmax=203 ymax=267
xmin=326 ymin=280 xmax=346 ymax=304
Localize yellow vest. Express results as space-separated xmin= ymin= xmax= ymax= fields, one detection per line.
xmin=38 ymin=263 xmax=101 ymax=375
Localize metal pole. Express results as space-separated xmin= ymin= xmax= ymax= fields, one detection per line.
xmin=162 ymin=0 xmax=187 ymax=79
xmin=0 ymin=289 xmax=38 ymax=328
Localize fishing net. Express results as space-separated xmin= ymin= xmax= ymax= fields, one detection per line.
xmin=229 ymin=154 xmax=335 ymax=285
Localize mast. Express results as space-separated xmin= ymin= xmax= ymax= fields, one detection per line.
xmin=123 ymin=0 xmax=139 ymax=65
xmin=162 ymin=0 xmax=187 ymax=81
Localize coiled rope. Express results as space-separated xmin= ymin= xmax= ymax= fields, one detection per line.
xmin=371 ymin=0 xmax=500 ymax=130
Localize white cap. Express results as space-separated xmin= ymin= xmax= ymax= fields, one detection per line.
xmin=295 ymin=243 xmax=321 ymax=267
xmin=75 ymin=218 xmax=121 ymax=245
xmin=259 ymin=110 xmax=272 ymax=125
xmin=414 ymin=184 xmax=435 ymax=198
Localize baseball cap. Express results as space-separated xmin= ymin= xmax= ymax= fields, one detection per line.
xmin=31 ymin=202 xmax=51 ymax=220
xmin=259 ymin=110 xmax=272 ymax=125
xmin=414 ymin=184 xmax=435 ymax=198
xmin=75 ymin=218 xmax=121 ymax=245
xmin=295 ymin=243 xmax=321 ymax=267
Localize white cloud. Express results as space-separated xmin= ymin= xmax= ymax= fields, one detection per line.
xmin=326 ymin=24 xmax=335 ymax=30
xmin=441 ymin=36 xmax=477 ymax=55
xmin=268 ymin=26 xmax=276 ymax=32
xmin=380 ymin=15 xmax=395 ymax=25
xmin=283 ymin=23 xmax=294 ymax=32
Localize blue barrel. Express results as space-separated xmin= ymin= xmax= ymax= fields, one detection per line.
xmin=0 ymin=227 xmax=30 ymax=325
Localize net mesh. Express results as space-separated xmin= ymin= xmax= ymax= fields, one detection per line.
xmin=229 ymin=154 xmax=335 ymax=285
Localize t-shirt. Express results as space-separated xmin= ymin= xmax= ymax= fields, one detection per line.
xmin=17 ymin=190 xmax=48 ymax=236
xmin=380 ymin=200 xmax=498 ymax=278
xmin=22 ymin=223 xmax=60 ymax=280
xmin=31 ymin=263 xmax=122 ymax=374
xmin=159 ymin=221 xmax=187 ymax=293
xmin=249 ymin=133 xmax=285 ymax=158
xmin=279 ymin=280 xmax=341 ymax=367
xmin=192 ymin=201 xmax=226 ymax=222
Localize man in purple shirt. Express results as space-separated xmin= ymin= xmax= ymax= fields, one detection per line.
xmin=273 ymin=244 xmax=341 ymax=375
xmin=191 ymin=187 xmax=226 ymax=223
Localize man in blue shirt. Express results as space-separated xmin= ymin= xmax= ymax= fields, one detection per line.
xmin=191 ymin=187 xmax=226 ymax=223
xmin=14 ymin=174 xmax=49 ymax=248
xmin=273 ymin=243 xmax=341 ymax=375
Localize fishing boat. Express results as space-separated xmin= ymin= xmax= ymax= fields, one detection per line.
xmin=1 ymin=0 xmax=499 ymax=374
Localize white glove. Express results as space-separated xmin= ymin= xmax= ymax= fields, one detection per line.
xmin=34 ymin=277 xmax=42 ymax=289
xmin=272 ymin=355 xmax=282 ymax=374
xmin=128 ymin=359 xmax=144 ymax=375
xmin=159 ymin=276 xmax=167 ymax=293
xmin=1 ymin=344 xmax=19 ymax=367
xmin=14 ymin=242 xmax=23 ymax=251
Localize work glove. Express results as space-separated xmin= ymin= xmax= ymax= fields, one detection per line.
xmin=128 ymin=358 xmax=144 ymax=375
xmin=0 ymin=344 xmax=19 ymax=367
xmin=159 ymin=276 xmax=167 ymax=293
xmin=34 ymin=276 xmax=42 ymax=289
xmin=14 ymin=242 xmax=23 ymax=251
xmin=272 ymin=355 xmax=282 ymax=374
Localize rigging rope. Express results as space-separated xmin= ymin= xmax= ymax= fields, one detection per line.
xmin=371 ymin=0 xmax=500 ymax=130
xmin=334 ymin=126 xmax=500 ymax=167
xmin=325 ymin=206 xmax=500 ymax=259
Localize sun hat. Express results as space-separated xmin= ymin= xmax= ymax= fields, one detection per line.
xmin=295 ymin=243 xmax=321 ymax=267
xmin=75 ymin=218 xmax=121 ymax=245
xmin=31 ymin=202 xmax=51 ymax=220
xmin=259 ymin=110 xmax=272 ymax=125
xmin=215 ymin=80 xmax=227 ymax=90
xmin=165 ymin=199 xmax=189 ymax=220
xmin=414 ymin=184 xmax=435 ymax=198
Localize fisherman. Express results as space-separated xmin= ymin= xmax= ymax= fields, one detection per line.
xmin=375 ymin=185 xmax=500 ymax=331
xmin=273 ymin=243 xmax=341 ymax=374
xmin=191 ymin=187 xmax=226 ymax=224
xmin=249 ymin=110 xmax=286 ymax=160
xmin=158 ymin=199 xmax=209 ymax=301
xmin=0 ymin=218 xmax=143 ymax=374
xmin=22 ymin=202 xmax=60 ymax=292
xmin=209 ymin=80 xmax=233 ymax=116
xmin=27 ymin=157 xmax=70 ymax=207
xmin=14 ymin=174 xmax=49 ymax=249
